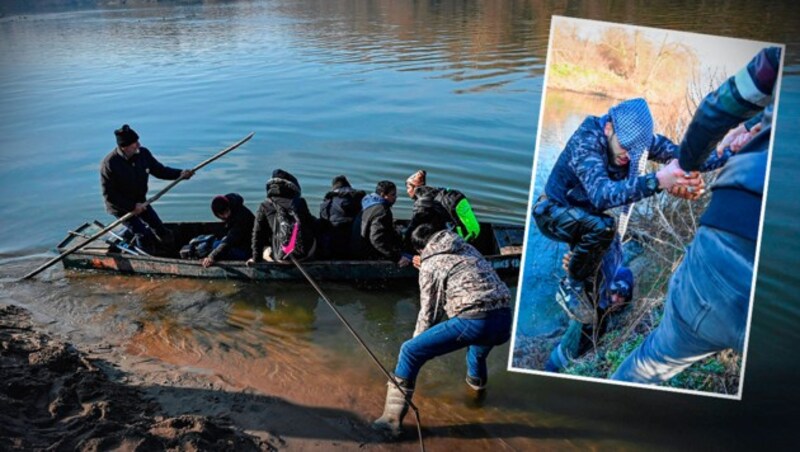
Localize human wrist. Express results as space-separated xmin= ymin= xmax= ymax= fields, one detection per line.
xmin=647 ymin=172 xmax=664 ymax=193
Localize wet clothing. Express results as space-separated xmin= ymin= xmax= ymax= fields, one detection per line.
xmin=612 ymin=47 xmax=780 ymax=384
xmin=546 ymin=239 xmax=634 ymax=372
xmin=318 ymin=187 xmax=366 ymax=259
xmin=394 ymin=230 xmax=512 ymax=385
xmin=251 ymin=173 xmax=317 ymax=262
xmin=351 ymin=193 xmax=403 ymax=261
xmin=100 ymin=146 xmax=183 ymax=217
xmin=612 ymin=227 xmax=754 ymax=383
xmin=209 ymin=193 xmax=255 ymax=261
xmin=533 ymin=199 xmax=616 ymax=281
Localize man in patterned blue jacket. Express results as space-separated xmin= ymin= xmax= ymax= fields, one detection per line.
xmin=533 ymin=98 xmax=730 ymax=322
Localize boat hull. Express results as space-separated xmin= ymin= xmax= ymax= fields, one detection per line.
xmin=57 ymin=221 xmax=524 ymax=281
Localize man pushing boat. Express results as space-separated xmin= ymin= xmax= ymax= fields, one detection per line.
xmin=100 ymin=124 xmax=194 ymax=255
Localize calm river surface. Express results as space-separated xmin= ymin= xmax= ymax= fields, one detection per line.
xmin=1 ymin=1 xmax=798 ymax=449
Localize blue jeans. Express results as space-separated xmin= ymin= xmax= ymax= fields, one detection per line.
xmin=611 ymin=226 xmax=754 ymax=383
xmin=394 ymin=308 xmax=512 ymax=385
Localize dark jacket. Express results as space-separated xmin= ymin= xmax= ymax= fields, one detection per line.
xmin=544 ymin=116 xmax=729 ymax=214
xmin=209 ymin=193 xmax=255 ymax=260
xmin=678 ymin=47 xmax=780 ymax=242
xmin=405 ymin=185 xmax=451 ymax=242
xmin=100 ymin=146 xmax=183 ymax=217
xmin=318 ymin=187 xmax=366 ymax=259
xmin=351 ymin=193 xmax=403 ymax=261
xmin=415 ymin=230 xmax=510 ymax=336
xmin=251 ymin=171 xmax=317 ymax=262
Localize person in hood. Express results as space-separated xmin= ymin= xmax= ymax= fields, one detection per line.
xmin=247 ymin=169 xmax=317 ymax=263
xmin=372 ymin=224 xmax=511 ymax=437
xmin=612 ymin=47 xmax=781 ymax=384
xmin=532 ymin=98 xmax=728 ymax=322
xmin=201 ymin=193 xmax=255 ymax=267
xmin=100 ymin=124 xmax=193 ymax=254
xmin=318 ymin=175 xmax=366 ymax=259
xmin=350 ymin=181 xmax=410 ymax=266
xmin=545 ymin=238 xmax=634 ymax=372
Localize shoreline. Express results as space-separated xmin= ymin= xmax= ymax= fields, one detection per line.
xmin=0 ymin=302 xmax=389 ymax=450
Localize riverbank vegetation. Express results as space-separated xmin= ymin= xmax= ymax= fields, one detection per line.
xmin=548 ymin=23 xmax=699 ymax=107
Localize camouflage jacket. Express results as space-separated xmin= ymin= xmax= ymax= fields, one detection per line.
xmin=414 ymin=231 xmax=511 ymax=336
xmin=544 ymin=115 xmax=731 ymax=214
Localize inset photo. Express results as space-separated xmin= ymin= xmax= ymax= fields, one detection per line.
xmin=508 ymin=16 xmax=784 ymax=398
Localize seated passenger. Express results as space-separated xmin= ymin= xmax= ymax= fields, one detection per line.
xmin=248 ymin=169 xmax=317 ymax=264
xmin=404 ymin=170 xmax=481 ymax=245
xmin=318 ymin=175 xmax=366 ymax=259
xmin=350 ymin=180 xmax=410 ymax=267
xmin=201 ymin=193 xmax=255 ymax=267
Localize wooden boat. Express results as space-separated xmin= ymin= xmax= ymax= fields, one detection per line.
xmin=56 ymin=220 xmax=524 ymax=281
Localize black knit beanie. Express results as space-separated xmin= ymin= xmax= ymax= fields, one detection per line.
xmin=115 ymin=124 xmax=139 ymax=147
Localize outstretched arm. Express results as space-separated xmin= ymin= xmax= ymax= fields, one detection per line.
xmin=679 ymin=47 xmax=780 ymax=171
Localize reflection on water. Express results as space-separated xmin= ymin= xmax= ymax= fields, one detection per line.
xmin=1 ymin=0 xmax=800 ymax=449
xmin=0 ymin=0 xmax=545 ymax=257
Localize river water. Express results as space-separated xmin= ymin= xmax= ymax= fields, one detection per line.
xmin=1 ymin=1 xmax=798 ymax=449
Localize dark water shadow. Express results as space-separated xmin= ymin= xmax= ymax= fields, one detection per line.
xmin=417 ymin=423 xmax=601 ymax=442
xmin=137 ymin=383 xmax=381 ymax=444
xmin=84 ymin=354 xmax=601 ymax=446
xmin=136 ymin=383 xmax=595 ymax=445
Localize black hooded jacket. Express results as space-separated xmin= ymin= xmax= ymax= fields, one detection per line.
xmin=350 ymin=193 xmax=403 ymax=261
xmin=319 ymin=186 xmax=366 ymax=259
xmin=209 ymin=193 xmax=255 ymax=260
xmin=404 ymin=185 xmax=451 ymax=243
xmin=100 ymin=147 xmax=183 ymax=217
xmin=251 ymin=170 xmax=317 ymax=261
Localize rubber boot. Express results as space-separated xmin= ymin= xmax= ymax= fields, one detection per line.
xmin=372 ymin=376 xmax=414 ymax=438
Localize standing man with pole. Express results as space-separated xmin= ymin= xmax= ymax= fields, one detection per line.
xmin=100 ymin=124 xmax=194 ymax=254
xmin=22 ymin=131 xmax=254 ymax=280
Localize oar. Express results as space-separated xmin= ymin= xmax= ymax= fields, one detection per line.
xmin=22 ymin=132 xmax=255 ymax=280
xmin=280 ymin=226 xmax=424 ymax=451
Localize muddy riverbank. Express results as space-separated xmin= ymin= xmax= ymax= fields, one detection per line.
xmin=0 ymin=301 xmax=389 ymax=450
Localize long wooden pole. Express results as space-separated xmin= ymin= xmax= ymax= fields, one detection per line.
xmin=22 ymin=132 xmax=255 ymax=280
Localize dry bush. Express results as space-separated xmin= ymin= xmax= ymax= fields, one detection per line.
xmin=549 ymin=25 xmax=699 ymax=106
